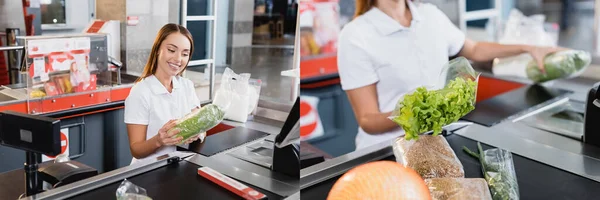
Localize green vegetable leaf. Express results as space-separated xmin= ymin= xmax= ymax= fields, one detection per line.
xmin=391 ymin=77 xmax=477 ymax=140
xmin=168 ymin=104 xmax=225 ymax=144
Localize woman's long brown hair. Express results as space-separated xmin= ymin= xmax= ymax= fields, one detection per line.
xmin=136 ymin=23 xmax=194 ymax=82
xmin=354 ymin=0 xmax=414 ymax=18
xmin=354 ymin=0 xmax=375 ymax=18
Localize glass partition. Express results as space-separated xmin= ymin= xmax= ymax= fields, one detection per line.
xmin=18 ymin=33 xmax=113 ymax=114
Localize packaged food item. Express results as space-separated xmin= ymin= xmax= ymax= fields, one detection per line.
xmin=389 ymin=57 xmax=479 ymax=140
xmin=526 ymin=50 xmax=591 ymax=83
xmin=167 ymin=104 xmax=225 ymax=144
xmin=463 ymin=142 xmax=520 ymax=200
xmin=30 ymin=89 xmax=47 ymax=98
xmin=115 ymin=179 xmax=152 ymax=200
xmin=392 ymin=135 xmax=465 ymax=179
xmin=425 ymin=178 xmax=492 ymax=200
xmin=44 ymin=82 xmax=59 ymax=96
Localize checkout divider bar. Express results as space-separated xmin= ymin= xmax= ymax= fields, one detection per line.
xmin=24 ymin=152 xmax=195 ymax=200
xmin=186 ymin=145 xmax=300 ymax=197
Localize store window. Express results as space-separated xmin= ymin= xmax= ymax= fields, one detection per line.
xmin=182 ymin=0 xmax=216 ymax=103
xmin=41 ymin=0 xmax=67 ymax=25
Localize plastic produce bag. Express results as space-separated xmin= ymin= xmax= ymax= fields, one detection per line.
xmin=392 ymin=135 xmax=465 ymax=179
xmin=247 ymin=78 xmax=262 ymax=115
xmin=498 ymin=9 xmax=557 ymax=47
xmin=167 ymin=104 xmax=225 ymax=144
xmin=463 ymin=143 xmax=520 ymax=200
xmin=116 ymin=179 xmax=152 ymax=200
xmin=526 ymin=50 xmax=591 ymax=83
xmin=213 ymin=67 xmax=255 ymax=123
xmin=425 ymin=178 xmax=492 ymax=200
xmin=389 ymin=57 xmax=479 ymax=140
xmin=493 ymin=9 xmax=559 ymax=79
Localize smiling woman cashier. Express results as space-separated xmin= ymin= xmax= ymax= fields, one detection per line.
xmin=124 ymin=24 xmax=203 ymax=164
xmin=338 ymin=0 xmax=563 ymax=150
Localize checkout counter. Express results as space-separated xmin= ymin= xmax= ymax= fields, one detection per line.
xmin=299 ymin=61 xmax=600 ymax=199
xmin=0 ymin=97 xmax=301 ymax=200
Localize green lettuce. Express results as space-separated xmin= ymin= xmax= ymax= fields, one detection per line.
xmin=391 ymin=78 xmax=477 ymax=140
xmin=168 ymin=104 xmax=225 ymax=144
xmin=526 ymin=50 xmax=591 ymax=83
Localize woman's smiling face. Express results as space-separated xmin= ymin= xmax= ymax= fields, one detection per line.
xmin=156 ymin=32 xmax=192 ymax=77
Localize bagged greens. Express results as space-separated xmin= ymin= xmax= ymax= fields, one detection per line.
xmin=426 ymin=178 xmax=493 ymax=200
xmin=167 ymin=104 xmax=225 ymax=144
xmin=463 ymin=143 xmax=520 ymax=200
xmin=116 ymin=179 xmax=152 ymax=200
xmin=526 ymin=50 xmax=591 ymax=83
xmin=390 ymin=57 xmax=479 ymax=140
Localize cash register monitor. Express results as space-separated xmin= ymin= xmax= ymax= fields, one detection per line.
xmin=274 ymin=96 xmax=300 ymax=147
xmin=271 ymin=97 xmax=300 ymax=178
xmin=0 ymin=111 xmax=61 ymax=156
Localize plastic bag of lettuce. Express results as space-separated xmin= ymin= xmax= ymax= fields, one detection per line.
xmin=526 ymin=50 xmax=591 ymax=83
xmin=166 ymin=104 xmax=226 ymax=145
xmin=389 ymin=57 xmax=480 ymax=140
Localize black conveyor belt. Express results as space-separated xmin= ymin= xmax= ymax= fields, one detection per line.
xmin=301 ymin=134 xmax=600 ymax=200
xmin=461 ymin=84 xmax=571 ymax=127
xmin=68 ymin=161 xmax=282 ymax=200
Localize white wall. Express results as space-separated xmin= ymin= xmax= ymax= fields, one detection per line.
xmin=42 ymin=0 xmax=95 ymax=35
xmin=0 ymin=0 xmax=26 ymax=34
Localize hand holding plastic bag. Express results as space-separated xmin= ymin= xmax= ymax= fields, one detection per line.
xmin=389 ymin=57 xmax=479 ymax=140
xmin=116 ymin=179 xmax=152 ymax=200
xmin=166 ymin=104 xmax=225 ymax=145
xmin=526 ymin=50 xmax=591 ymax=83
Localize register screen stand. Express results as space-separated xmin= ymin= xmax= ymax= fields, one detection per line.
xmin=0 ymin=111 xmax=61 ymax=196
xmin=228 ymin=97 xmax=300 ymax=178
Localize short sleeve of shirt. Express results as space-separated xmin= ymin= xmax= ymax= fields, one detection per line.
xmin=429 ymin=5 xmax=466 ymax=57
xmin=337 ymin=24 xmax=379 ymax=91
xmin=124 ymin=84 xmax=150 ymax=125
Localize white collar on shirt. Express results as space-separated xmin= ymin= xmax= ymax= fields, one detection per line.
xmin=362 ymin=0 xmax=422 ymax=35
xmin=146 ymin=75 xmax=181 ymax=95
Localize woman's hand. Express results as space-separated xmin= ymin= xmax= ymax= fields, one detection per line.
xmin=524 ymin=46 xmax=567 ymax=73
xmin=183 ymin=132 xmax=206 ymax=144
xmin=156 ymin=119 xmax=183 ymax=147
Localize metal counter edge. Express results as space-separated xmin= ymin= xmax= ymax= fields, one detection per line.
xmin=22 ymin=152 xmax=195 ymax=200
xmin=299 ymin=138 xmax=393 ymax=190
xmin=455 ymin=124 xmax=600 ymax=184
